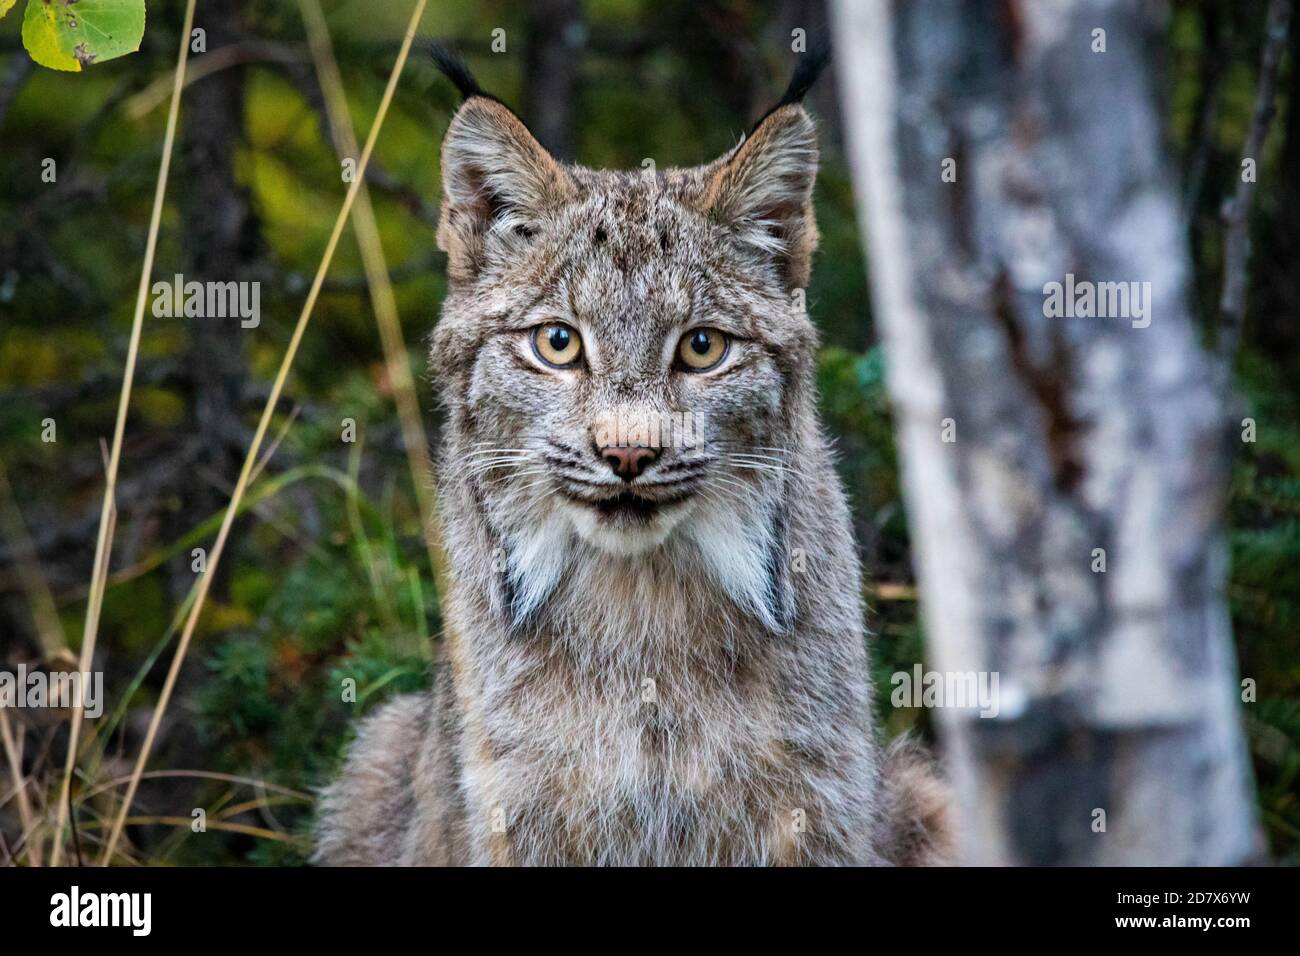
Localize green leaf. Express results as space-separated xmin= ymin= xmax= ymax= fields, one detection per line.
xmin=0 ymin=0 xmax=17 ymax=22
xmin=21 ymin=1 xmax=79 ymax=72
xmin=21 ymin=0 xmax=146 ymax=73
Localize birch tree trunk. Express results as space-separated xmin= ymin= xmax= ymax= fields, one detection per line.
xmin=522 ymin=0 xmax=585 ymax=161
xmin=831 ymin=0 xmax=1261 ymax=864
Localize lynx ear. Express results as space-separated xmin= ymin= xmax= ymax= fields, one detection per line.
xmin=437 ymin=97 xmax=575 ymax=281
xmin=702 ymin=104 xmax=820 ymax=289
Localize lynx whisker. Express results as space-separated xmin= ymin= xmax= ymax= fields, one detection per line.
xmin=464 ymin=448 xmax=535 ymax=460
xmin=728 ymin=460 xmax=788 ymax=476
xmin=727 ymin=460 xmax=814 ymax=484
xmin=716 ymin=441 xmax=795 ymax=457
xmin=512 ymin=475 xmax=557 ymax=496
xmin=461 ymin=456 xmax=533 ymax=475
xmin=709 ymin=473 xmax=762 ymax=501
xmin=726 ymin=451 xmax=794 ymax=466
xmin=722 ymin=450 xmax=811 ymax=476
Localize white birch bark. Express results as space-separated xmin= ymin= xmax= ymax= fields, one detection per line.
xmin=831 ymin=0 xmax=1260 ymax=864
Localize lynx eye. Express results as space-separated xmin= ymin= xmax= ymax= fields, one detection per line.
xmin=677 ymin=328 xmax=729 ymax=372
xmin=531 ymin=323 xmax=583 ymax=368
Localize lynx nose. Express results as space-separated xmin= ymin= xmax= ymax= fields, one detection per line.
xmin=600 ymin=445 xmax=659 ymax=481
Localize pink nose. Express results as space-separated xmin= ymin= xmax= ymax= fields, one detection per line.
xmin=600 ymin=445 xmax=659 ymax=480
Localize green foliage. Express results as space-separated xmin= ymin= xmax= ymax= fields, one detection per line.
xmin=15 ymin=0 xmax=145 ymax=72
xmin=1249 ymin=698 xmax=1300 ymax=864
xmin=815 ymin=345 xmax=927 ymax=739
xmin=817 ymin=345 xmax=910 ymax=571
xmin=183 ymin=469 xmax=435 ymax=865
xmin=1230 ymin=350 xmax=1300 ymax=861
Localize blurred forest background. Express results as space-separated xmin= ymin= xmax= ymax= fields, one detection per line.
xmin=0 ymin=0 xmax=1297 ymax=865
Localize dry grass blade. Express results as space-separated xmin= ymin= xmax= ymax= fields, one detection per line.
xmin=0 ymin=459 xmax=69 ymax=665
xmin=299 ymin=0 xmax=447 ymax=649
xmin=248 ymin=403 xmax=301 ymax=487
xmin=77 ymin=769 xmax=312 ymax=805
xmin=89 ymin=816 xmax=299 ymax=843
xmin=97 ymin=0 xmax=431 ymax=867
xmin=0 ymin=708 xmax=39 ymax=866
xmin=49 ymin=0 xmax=201 ymax=868
xmin=124 ymin=42 xmax=306 ymax=120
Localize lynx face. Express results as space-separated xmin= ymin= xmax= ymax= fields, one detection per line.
xmin=431 ymin=96 xmax=822 ymax=626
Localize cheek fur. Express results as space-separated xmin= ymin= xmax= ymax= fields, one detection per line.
xmin=674 ymin=362 xmax=786 ymax=444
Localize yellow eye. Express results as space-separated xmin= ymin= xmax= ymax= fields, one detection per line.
xmin=532 ymin=323 xmax=582 ymax=368
xmin=677 ymin=328 xmax=728 ymax=371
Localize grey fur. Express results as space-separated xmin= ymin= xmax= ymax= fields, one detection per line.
xmin=315 ymin=93 xmax=952 ymax=866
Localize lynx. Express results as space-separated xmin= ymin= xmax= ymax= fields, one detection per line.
xmin=315 ymin=47 xmax=951 ymax=866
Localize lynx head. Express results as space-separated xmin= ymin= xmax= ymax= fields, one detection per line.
xmin=429 ymin=48 xmax=830 ymax=631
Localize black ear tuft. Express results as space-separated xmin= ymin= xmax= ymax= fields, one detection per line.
xmin=748 ymin=37 xmax=832 ymax=138
xmin=427 ymin=41 xmax=487 ymax=101
xmin=777 ymin=36 xmax=832 ymax=108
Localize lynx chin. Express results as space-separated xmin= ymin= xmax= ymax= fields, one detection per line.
xmin=315 ymin=44 xmax=953 ymax=866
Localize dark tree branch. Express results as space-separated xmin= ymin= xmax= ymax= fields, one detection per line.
xmin=1219 ymin=0 xmax=1292 ymax=367
xmin=0 ymin=439 xmax=204 ymax=577
xmin=1182 ymin=3 xmax=1227 ymax=225
xmin=522 ymin=0 xmax=586 ymax=161
xmin=0 ymin=54 xmax=34 ymax=135
xmin=276 ymin=251 xmax=442 ymax=294
xmin=3 ymin=360 xmax=183 ymax=408
xmin=1255 ymin=6 xmax=1300 ymax=356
